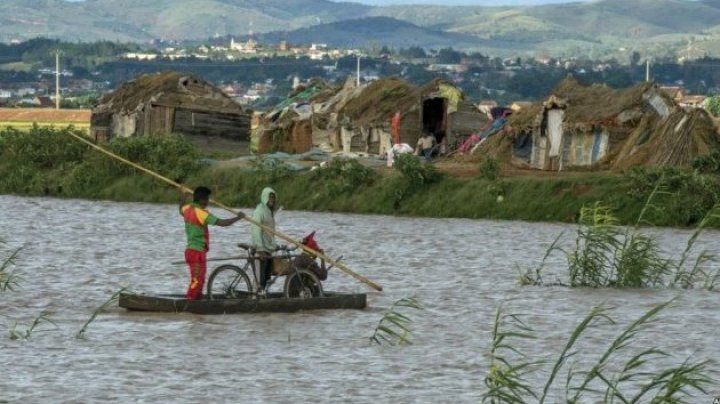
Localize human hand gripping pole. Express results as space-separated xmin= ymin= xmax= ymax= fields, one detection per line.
xmin=65 ymin=131 xmax=383 ymax=292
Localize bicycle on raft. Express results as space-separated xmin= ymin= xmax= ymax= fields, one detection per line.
xmin=206 ymin=243 xmax=330 ymax=300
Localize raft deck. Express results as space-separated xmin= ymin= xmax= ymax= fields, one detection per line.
xmin=118 ymin=291 xmax=367 ymax=314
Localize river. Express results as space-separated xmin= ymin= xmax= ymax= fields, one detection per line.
xmin=0 ymin=195 xmax=718 ymax=402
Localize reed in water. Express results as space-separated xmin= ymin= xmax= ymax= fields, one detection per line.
xmin=482 ymin=301 xmax=713 ymax=403
xmin=521 ymin=177 xmax=720 ymax=289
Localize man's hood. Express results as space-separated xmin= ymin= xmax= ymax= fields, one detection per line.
xmin=261 ymin=187 xmax=276 ymax=206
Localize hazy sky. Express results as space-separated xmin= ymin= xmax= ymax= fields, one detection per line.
xmin=332 ymin=0 xmax=588 ymax=4
xmin=61 ymin=0 xmax=589 ymax=4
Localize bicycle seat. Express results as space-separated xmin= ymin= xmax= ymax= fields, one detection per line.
xmin=237 ymin=243 xmax=252 ymax=250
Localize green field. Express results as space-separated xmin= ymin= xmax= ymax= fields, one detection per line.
xmin=0 ymin=122 xmax=90 ymax=130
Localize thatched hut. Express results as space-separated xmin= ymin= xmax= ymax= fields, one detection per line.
xmin=252 ymin=79 xmax=337 ymax=154
xmin=91 ymin=72 xmax=250 ymax=142
xmin=500 ymin=77 xmax=719 ymax=171
xmin=253 ymin=77 xmax=487 ymax=156
xmin=330 ymin=77 xmax=487 ymax=155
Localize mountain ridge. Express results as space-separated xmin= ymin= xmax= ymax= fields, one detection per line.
xmin=2 ymin=0 xmax=720 ymax=58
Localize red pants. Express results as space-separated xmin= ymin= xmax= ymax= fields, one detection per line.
xmin=185 ymin=249 xmax=207 ymax=300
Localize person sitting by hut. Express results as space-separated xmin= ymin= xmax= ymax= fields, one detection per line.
xmin=415 ymin=131 xmax=437 ymax=161
xmin=293 ymin=231 xmax=328 ymax=281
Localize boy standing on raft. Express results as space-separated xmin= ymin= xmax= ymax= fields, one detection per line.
xmin=180 ymin=186 xmax=245 ymax=300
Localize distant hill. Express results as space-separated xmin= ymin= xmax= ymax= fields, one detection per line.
xmin=255 ymin=17 xmax=484 ymax=50
xmin=2 ymin=0 xmax=720 ymax=58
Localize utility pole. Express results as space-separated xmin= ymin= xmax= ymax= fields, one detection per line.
xmin=55 ymin=50 xmax=61 ymax=110
xmin=356 ymin=55 xmax=360 ymax=87
xmin=645 ymin=59 xmax=651 ymax=82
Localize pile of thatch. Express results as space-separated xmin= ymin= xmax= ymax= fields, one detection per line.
xmin=612 ymin=108 xmax=719 ymax=170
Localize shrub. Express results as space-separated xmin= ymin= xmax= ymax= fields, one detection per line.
xmin=105 ymin=135 xmax=201 ymax=181
xmin=0 ymin=126 xmax=88 ymax=169
xmin=691 ymin=151 xmax=720 ymax=174
xmin=393 ymin=153 xmax=442 ymax=187
xmin=704 ymin=95 xmax=720 ymax=117
xmin=313 ymin=158 xmax=376 ymax=196
xmin=623 ymin=166 xmax=720 ymax=226
xmin=479 ymin=157 xmax=500 ymax=181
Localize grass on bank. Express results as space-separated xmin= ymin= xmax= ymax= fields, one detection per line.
xmin=3 ymin=127 xmax=720 ymax=228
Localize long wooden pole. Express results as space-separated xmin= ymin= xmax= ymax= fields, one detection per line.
xmin=65 ymin=131 xmax=383 ymax=291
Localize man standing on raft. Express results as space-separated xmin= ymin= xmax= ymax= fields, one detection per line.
xmin=180 ymin=186 xmax=244 ymax=300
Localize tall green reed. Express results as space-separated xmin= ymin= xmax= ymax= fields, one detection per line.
xmin=0 ymin=240 xmax=22 ymax=292
xmin=8 ymin=310 xmax=57 ymax=340
xmin=481 ymin=301 xmax=713 ymax=403
xmin=370 ymin=296 xmax=423 ymax=346
xmin=524 ymin=175 xmax=720 ymax=289
xmin=482 ymin=308 xmax=541 ymax=403
xmin=76 ymin=288 xmax=127 ymax=339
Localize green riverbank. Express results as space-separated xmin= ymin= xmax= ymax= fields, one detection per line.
xmin=3 ymin=127 xmax=720 ymax=227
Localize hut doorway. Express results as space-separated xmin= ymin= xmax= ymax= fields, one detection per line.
xmin=423 ymin=97 xmax=447 ymax=145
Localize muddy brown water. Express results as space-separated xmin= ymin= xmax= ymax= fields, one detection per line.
xmin=1 ymin=195 xmax=718 ymax=402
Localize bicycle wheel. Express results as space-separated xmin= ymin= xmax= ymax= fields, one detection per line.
xmin=284 ymin=269 xmax=324 ymax=299
xmin=207 ymin=264 xmax=252 ymax=300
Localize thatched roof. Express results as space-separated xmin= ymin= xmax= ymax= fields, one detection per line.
xmin=509 ymin=76 xmax=657 ymax=129
xmin=94 ymin=71 xmax=246 ymax=115
xmin=339 ymin=77 xmax=464 ymax=126
xmin=339 ymin=78 xmax=415 ymax=125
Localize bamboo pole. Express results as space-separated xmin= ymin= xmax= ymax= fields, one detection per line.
xmin=65 ymin=131 xmax=383 ymax=291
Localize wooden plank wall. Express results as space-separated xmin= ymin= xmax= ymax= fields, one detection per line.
xmin=174 ymin=108 xmax=250 ymax=140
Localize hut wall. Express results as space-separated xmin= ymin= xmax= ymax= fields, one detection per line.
xmin=111 ymin=113 xmax=137 ymax=138
xmin=561 ymin=127 xmax=609 ymax=167
xmin=547 ymin=109 xmax=564 ymax=157
xmin=312 ymin=127 xmax=335 ymax=149
xmin=311 ymin=112 xmax=336 ymax=150
xmin=328 ymin=128 xmax=342 ymax=151
xmin=138 ymin=105 xmax=175 ymax=136
xmin=340 ymin=127 xmax=354 ymax=153
xmin=399 ymin=110 xmax=421 ymax=147
xmin=286 ymin=119 xmax=313 ymax=154
xmin=90 ymin=112 xmax=113 ymax=142
xmin=350 ymin=126 xmax=370 ymax=153
xmin=531 ymin=134 xmax=548 ymax=169
xmin=370 ymin=128 xmax=392 ymax=156
xmin=174 ymin=108 xmax=250 ymax=140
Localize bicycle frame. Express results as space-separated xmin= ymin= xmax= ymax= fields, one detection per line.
xmin=244 ymin=247 xmax=301 ymax=294
xmin=207 ymin=244 xmax=326 ymax=300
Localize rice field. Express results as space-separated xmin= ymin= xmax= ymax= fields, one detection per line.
xmin=0 ymin=108 xmax=91 ymax=131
